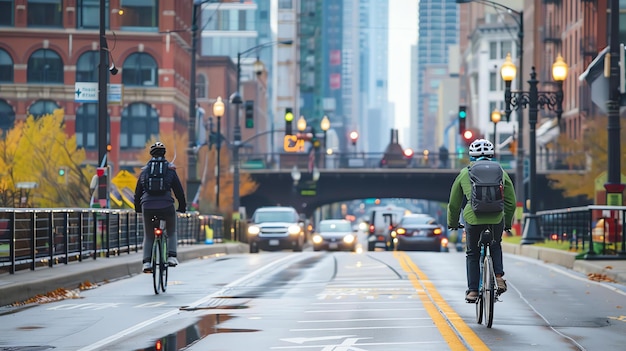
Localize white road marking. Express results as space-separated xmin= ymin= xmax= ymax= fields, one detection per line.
xmin=297 ymin=317 xmax=429 ymax=323
xmin=290 ymin=325 xmax=436 ymax=332
xmin=305 ymin=308 xmax=424 ymax=313
xmin=271 ymin=341 xmax=444 ymax=349
xmin=281 ymin=335 xmax=357 ymax=344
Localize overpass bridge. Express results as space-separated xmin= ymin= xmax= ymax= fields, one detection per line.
xmin=241 ymin=165 xmax=587 ymax=218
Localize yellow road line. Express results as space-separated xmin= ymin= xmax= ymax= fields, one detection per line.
xmin=394 ymin=251 xmax=490 ymax=351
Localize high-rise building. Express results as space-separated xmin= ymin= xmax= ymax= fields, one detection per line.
xmin=415 ymin=0 xmax=459 ymax=151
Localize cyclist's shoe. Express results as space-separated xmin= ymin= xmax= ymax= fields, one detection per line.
xmin=167 ymin=256 xmax=179 ymax=267
xmin=142 ymin=262 xmax=153 ymax=273
xmin=496 ymin=277 xmax=507 ymax=293
xmin=465 ymin=290 xmax=478 ymax=303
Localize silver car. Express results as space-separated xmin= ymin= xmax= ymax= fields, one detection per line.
xmin=312 ymin=219 xmax=357 ymax=252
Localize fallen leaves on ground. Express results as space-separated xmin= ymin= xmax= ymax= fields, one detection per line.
xmin=11 ymin=281 xmax=98 ymax=306
xmin=587 ymin=273 xmax=617 ymax=283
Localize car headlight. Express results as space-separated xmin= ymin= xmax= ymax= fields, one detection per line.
xmin=433 ymin=228 xmax=442 ymax=235
xmin=396 ymin=228 xmax=406 ymax=235
xmin=343 ymin=234 xmax=356 ymax=244
xmin=248 ymin=226 xmax=260 ymax=235
xmin=288 ymin=225 xmax=301 ymax=235
xmin=312 ymin=234 xmax=323 ymax=244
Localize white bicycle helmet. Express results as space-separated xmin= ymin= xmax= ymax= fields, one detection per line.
xmin=150 ymin=141 xmax=166 ymax=157
xmin=468 ymin=139 xmax=494 ymax=158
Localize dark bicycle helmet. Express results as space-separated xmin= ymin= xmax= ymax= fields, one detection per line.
xmin=150 ymin=141 xmax=166 ymax=157
xmin=468 ymin=139 xmax=494 ymax=158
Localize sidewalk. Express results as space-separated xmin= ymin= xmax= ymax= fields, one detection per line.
xmin=502 ymin=243 xmax=626 ymax=286
xmin=0 ymin=243 xmax=249 ymax=307
xmin=1 ymin=242 xmax=624 ymax=307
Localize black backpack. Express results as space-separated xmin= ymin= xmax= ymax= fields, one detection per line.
xmin=144 ymin=159 xmax=170 ymax=195
xmin=467 ymin=160 xmax=504 ymax=214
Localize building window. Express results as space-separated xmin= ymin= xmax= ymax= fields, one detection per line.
xmin=120 ymin=102 xmax=159 ymax=149
xmin=196 ymin=74 xmax=207 ymax=99
xmin=122 ymin=52 xmax=158 ymax=87
xmin=120 ymin=0 xmax=158 ymax=30
xmin=489 ymin=72 xmax=497 ymax=91
xmin=501 ymin=41 xmax=512 ymax=59
xmin=27 ymin=0 xmax=63 ymax=27
xmin=0 ymin=99 xmax=15 ymax=131
xmin=75 ymin=103 xmax=97 ymax=149
xmin=0 ymin=0 xmax=14 ymax=26
xmin=489 ymin=42 xmax=497 ymax=60
xmin=27 ymin=49 xmax=63 ymax=84
xmin=278 ymin=0 xmax=292 ymax=9
xmin=78 ymin=0 xmax=107 ymax=29
xmin=0 ymin=48 xmax=13 ymax=82
xmin=28 ymin=99 xmax=61 ymax=119
xmin=76 ymin=51 xmax=99 ymax=82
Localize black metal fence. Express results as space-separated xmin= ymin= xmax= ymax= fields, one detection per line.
xmin=0 ymin=208 xmax=226 ymax=274
xmin=537 ymin=205 xmax=626 ymax=259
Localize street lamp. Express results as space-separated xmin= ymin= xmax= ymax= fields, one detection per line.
xmin=212 ymin=96 xmax=224 ymax=209
xmin=320 ymin=115 xmax=330 ymax=149
xmin=231 ymin=40 xmax=293 ymax=216
xmin=490 ymin=108 xmax=501 ymax=146
xmin=456 ymin=0 xmax=525 ymax=216
xmin=297 ymin=115 xmax=307 ymax=133
xmin=501 ymin=54 xmax=568 ymax=244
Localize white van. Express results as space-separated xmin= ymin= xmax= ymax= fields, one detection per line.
xmin=367 ymin=205 xmax=410 ymax=251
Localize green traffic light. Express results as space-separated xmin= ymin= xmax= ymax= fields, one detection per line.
xmin=459 ymin=111 xmax=466 ymax=118
xmin=58 ymin=168 xmax=65 ymax=176
xmin=285 ymin=112 xmax=294 ymax=122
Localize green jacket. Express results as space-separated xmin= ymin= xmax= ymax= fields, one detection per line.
xmin=447 ymin=162 xmax=516 ymax=228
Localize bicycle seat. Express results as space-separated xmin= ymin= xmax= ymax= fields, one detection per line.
xmin=479 ymin=229 xmax=494 ymax=245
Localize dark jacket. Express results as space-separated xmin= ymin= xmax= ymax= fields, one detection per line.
xmin=134 ymin=158 xmax=187 ymax=212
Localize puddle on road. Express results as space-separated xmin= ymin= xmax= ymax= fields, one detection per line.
xmin=133 ymin=313 xmax=259 ymax=351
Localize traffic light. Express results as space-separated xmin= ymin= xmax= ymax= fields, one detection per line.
xmin=462 ymin=129 xmax=474 ymax=145
xmin=244 ymin=100 xmax=254 ymax=128
xmin=58 ymin=167 xmax=66 ymax=176
xmin=458 ymin=105 xmax=467 ymax=135
xmin=57 ymin=166 xmax=68 ymax=184
xmin=285 ymin=108 xmax=294 ymax=135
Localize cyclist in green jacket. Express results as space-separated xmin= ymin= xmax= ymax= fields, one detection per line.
xmin=447 ymin=139 xmax=516 ymax=302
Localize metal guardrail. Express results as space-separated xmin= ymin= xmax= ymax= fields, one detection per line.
xmin=537 ymin=205 xmax=626 ymax=259
xmin=0 ymin=208 xmax=227 ymax=274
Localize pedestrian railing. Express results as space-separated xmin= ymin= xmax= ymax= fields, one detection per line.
xmin=0 ymin=208 xmax=225 ymax=274
xmin=537 ymin=205 xmax=626 ymax=259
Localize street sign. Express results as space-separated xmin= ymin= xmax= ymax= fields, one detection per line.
xmin=74 ymin=82 xmax=98 ymax=102
xmin=108 ymin=84 xmax=123 ymax=104
xmin=283 ymin=135 xmax=305 ymax=152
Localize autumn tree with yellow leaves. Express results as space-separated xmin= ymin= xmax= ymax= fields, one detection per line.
xmin=0 ymin=110 xmax=94 ymax=207
xmin=547 ymin=115 xmax=626 ymax=201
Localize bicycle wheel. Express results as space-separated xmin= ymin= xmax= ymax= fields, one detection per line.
xmin=160 ymin=238 xmax=168 ymax=292
xmin=483 ymin=255 xmax=495 ymax=328
xmin=152 ymin=239 xmax=162 ymax=294
xmin=475 ymin=292 xmax=483 ymax=324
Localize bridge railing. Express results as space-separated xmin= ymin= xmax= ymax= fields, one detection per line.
xmin=537 ymin=205 xmax=626 ymax=259
xmin=239 ymin=151 xmax=584 ymax=172
xmin=0 ymin=208 xmax=226 ymax=274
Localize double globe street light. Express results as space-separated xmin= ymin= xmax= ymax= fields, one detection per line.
xmin=500 ymin=53 xmax=568 ymax=244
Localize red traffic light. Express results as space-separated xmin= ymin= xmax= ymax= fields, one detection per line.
xmin=96 ymin=167 xmax=106 ymax=177
xmin=463 ymin=130 xmax=474 ymax=141
xmin=403 ymin=148 xmax=414 ymax=159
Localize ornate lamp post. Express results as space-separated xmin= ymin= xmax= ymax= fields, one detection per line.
xmin=297 ymin=115 xmax=307 ymax=134
xmin=320 ymin=115 xmax=330 ymax=151
xmin=212 ymin=96 xmax=224 ymax=209
xmin=501 ymin=53 xmax=568 ymax=244
xmin=490 ymin=109 xmax=501 ymax=146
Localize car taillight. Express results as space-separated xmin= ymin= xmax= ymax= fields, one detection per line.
xmin=155 ymin=228 xmax=163 ymax=236
xmin=369 ymin=224 xmax=375 ymax=234
xmin=433 ymin=228 xmax=442 ymax=235
xmin=396 ymin=228 xmax=406 ymax=235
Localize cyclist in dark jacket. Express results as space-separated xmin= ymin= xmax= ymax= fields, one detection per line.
xmin=447 ymin=139 xmax=516 ymax=302
xmin=134 ymin=142 xmax=187 ymax=273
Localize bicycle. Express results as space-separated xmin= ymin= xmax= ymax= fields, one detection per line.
xmin=475 ymin=225 xmax=499 ymax=328
xmin=151 ymin=216 xmax=168 ymax=294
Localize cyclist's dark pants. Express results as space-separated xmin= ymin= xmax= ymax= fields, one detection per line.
xmin=142 ymin=205 xmax=177 ymax=263
xmin=465 ymin=220 xmax=505 ymax=292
